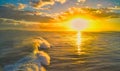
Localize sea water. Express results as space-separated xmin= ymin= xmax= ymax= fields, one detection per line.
xmin=0 ymin=30 xmax=120 ymax=71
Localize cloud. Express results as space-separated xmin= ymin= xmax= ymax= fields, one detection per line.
xmin=0 ymin=17 xmax=60 ymax=31
xmin=3 ymin=0 xmax=67 ymax=11
xmin=0 ymin=6 xmax=53 ymax=23
xmin=30 ymin=0 xmax=54 ymax=9
xmin=3 ymin=4 xmax=16 ymax=9
xmin=0 ymin=18 xmax=38 ymax=25
xmin=3 ymin=3 xmax=26 ymax=10
xmin=30 ymin=0 xmax=67 ymax=9
xmin=55 ymin=0 xmax=67 ymax=4
xmin=0 ymin=18 xmax=35 ymax=30
xmin=97 ymin=4 xmax=102 ymax=8
xmin=77 ymin=0 xmax=86 ymax=3
xmin=0 ymin=5 xmax=60 ymax=31
xmin=26 ymin=11 xmax=43 ymax=15
xmin=108 ymin=6 xmax=120 ymax=10
xmin=17 ymin=3 xmax=26 ymax=10
xmin=52 ymin=7 xmax=120 ymax=22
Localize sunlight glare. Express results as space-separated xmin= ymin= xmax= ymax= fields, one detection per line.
xmin=77 ymin=31 xmax=82 ymax=55
xmin=71 ymin=18 xmax=88 ymax=31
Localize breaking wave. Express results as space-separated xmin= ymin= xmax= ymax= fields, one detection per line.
xmin=3 ymin=37 xmax=51 ymax=71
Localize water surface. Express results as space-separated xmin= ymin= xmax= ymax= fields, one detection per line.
xmin=0 ymin=30 xmax=120 ymax=71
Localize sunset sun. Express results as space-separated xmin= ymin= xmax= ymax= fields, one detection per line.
xmin=70 ymin=18 xmax=89 ymax=31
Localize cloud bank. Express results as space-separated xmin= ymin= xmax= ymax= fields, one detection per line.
xmin=0 ymin=0 xmax=120 ymax=31
xmin=0 ymin=6 xmax=53 ymax=23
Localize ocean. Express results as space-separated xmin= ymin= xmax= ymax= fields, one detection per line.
xmin=0 ymin=30 xmax=120 ymax=71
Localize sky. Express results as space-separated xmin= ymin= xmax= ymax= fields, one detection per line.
xmin=0 ymin=0 xmax=120 ymax=31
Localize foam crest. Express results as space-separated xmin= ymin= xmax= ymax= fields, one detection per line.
xmin=4 ymin=37 xmax=51 ymax=71
xmin=34 ymin=37 xmax=51 ymax=49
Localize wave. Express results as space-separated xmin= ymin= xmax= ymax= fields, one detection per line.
xmin=3 ymin=37 xmax=51 ymax=71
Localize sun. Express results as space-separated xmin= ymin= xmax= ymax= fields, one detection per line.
xmin=70 ymin=18 xmax=89 ymax=31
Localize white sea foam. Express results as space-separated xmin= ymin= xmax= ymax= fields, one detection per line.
xmin=4 ymin=51 xmax=50 ymax=71
xmin=36 ymin=51 xmax=50 ymax=66
xmin=35 ymin=37 xmax=51 ymax=49
xmin=15 ymin=51 xmax=49 ymax=71
xmin=4 ymin=37 xmax=51 ymax=71
xmin=20 ymin=37 xmax=51 ymax=51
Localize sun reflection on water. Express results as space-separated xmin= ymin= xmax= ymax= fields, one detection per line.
xmin=76 ymin=31 xmax=82 ymax=55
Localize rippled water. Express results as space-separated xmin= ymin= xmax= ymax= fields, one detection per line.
xmin=0 ymin=30 xmax=120 ymax=71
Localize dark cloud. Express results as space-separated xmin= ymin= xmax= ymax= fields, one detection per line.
xmin=0 ymin=18 xmax=43 ymax=30
xmin=0 ymin=6 xmax=53 ymax=23
xmin=0 ymin=18 xmax=26 ymax=30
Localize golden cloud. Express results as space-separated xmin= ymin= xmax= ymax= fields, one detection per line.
xmin=30 ymin=0 xmax=54 ymax=9
xmin=51 ymin=7 xmax=120 ymax=22
xmin=30 ymin=0 xmax=67 ymax=9
xmin=55 ymin=0 xmax=66 ymax=4
xmin=77 ymin=0 xmax=86 ymax=3
xmin=18 ymin=3 xmax=26 ymax=10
